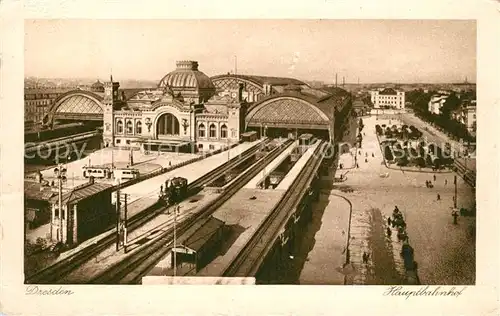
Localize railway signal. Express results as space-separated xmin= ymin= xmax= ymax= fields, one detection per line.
xmin=54 ymin=165 xmax=67 ymax=243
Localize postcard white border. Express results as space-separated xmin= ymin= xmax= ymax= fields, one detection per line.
xmin=1 ymin=0 xmax=499 ymax=315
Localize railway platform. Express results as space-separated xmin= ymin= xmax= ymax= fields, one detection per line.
xmin=244 ymin=141 xmax=298 ymax=189
xmin=121 ymin=139 xmax=263 ymax=203
xmin=276 ymin=141 xmax=322 ymax=190
xmin=59 ymin=191 xmax=221 ymax=283
xmin=196 ymin=141 xmax=324 ymax=278
xmin=196 ymin=188 xmax=284 ymax=276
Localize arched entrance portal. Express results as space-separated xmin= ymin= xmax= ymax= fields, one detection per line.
xmin=156 ymin=113 xmax=180 ymax=136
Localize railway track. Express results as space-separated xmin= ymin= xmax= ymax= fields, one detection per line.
xmin=88 ymin=139 xmax=294 ymax=284
xmin=26 ymin=139 xmax=272 ymax=284
xmin=222 ymin=140 xmax=326 ymax=278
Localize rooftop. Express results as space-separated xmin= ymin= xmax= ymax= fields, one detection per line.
xmin=379 ymin=88 xmax=398 ymax=95
xmin=211 ymin=74 xmax=307 ymax=88
xmin=49 ymin=182 xmax=113 ymax=205
xmin=24 ymin=181 xmax=56 ymax=201
xmin=183 ymin=216 xmax=225 ymax=252
xmin=246 ymin=86 xmax=351 ymax=125
xmin=158 ymin=60 xmax=215 ymax=90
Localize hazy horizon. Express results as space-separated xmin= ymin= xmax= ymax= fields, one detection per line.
xmin=25 ymin=20 xmax=476 ymax=84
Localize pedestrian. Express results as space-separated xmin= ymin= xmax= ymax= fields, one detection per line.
xmin=356 ymin=163 xmax=359 ymax=168
xmin=433 ymin=174 xmax=436 ymax=181
xmin=365 ymin=158 xmax=368 ymax=163
xmin=358 ymin=150 xmax=361 ymax=155
xmin=386 ymin=227 xmax=392 ymax=237
xmin=169 ymin=161 xmax=172 ymax=167
xmin=372 ymin=153 xmax=374 ymax=157
xmin=452 ymin=209 xmax=459 ymax=225
xmin=388 ymin=217 xmax=392 ymax=226
xmin=160 ymin=185 xmax=163 ymax=193
xmin=445 ymin=179 xmax=448 ymax=185
xmin=362 ymin=252 xmax=370 ymax=264
xmin=437 ymin=193 xmax=441 ymax=201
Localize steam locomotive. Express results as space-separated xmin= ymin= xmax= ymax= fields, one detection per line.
xmin=159 ymin=176 xmax=188 ymax=206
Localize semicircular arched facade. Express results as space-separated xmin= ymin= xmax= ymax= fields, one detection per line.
xmin=245 ymin=96 xmax=331 ymax=130
xmin=47 ymin=90 xmax=105 ymax=124
xmin=211 ymin=75 xmax=265 ymax=102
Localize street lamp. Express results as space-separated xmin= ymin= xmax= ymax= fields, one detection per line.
xmin=54 ymin=165 xmax=67 ymax=243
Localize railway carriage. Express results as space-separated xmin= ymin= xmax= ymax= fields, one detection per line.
xmin=298 ymin=133 xmax=314 ymax=147
xmin=241 ymin=131 xmax=258 ymax=142
xmin=82 ymin=166 xmax=112 ymax=179
xmin=113 ymin=168 xmax=140 ymax=180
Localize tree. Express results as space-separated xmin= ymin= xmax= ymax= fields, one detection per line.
xmin=440 ymin=92 xmax=460 ymax=119
xmin=384 ymin=145 xmax=394 ymax=161
xmin=471 ymin=121 xmax=477 ymax=134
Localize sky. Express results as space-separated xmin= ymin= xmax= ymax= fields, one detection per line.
xmin=24 ymin=19 xmax=476 ymax=84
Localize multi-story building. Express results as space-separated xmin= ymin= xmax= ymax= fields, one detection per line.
xmin=24 ymin=89 xmax=65 ymax=128
xmin=99 ymin=61 xmax=247 ymax=152
xmin=428 ymin=94 xmax=449 ymax=115
xmin=370 ymin=88 xmax=405 ymax=109
xmin=24 ymin=81 xmax=106 ymax=129
xmin=452 ymin=100 xmax=477 ymax=135
xmin=41 ymin=60 xmax=352 ymax=154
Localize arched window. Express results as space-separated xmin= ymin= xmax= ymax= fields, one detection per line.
xmin=209 ymin=124 xmax=216 ymax=138
xmin=126 ymin=120 xmax=133 ymax=134
xmin=136 ymin=121 xmax=142 ymax=134
xmin=116 ymin=120 xmax=123 ymax=134
xmin=198 ymin=123 xmax=206 ymax=138
xmin=157 ymin=113 xmax=180 ymax=135
xmin=220 ymin=124 xmax=228 ymax=138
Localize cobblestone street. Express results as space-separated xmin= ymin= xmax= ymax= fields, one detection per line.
xmin=336 ymin=116 xmax=476 ymax=285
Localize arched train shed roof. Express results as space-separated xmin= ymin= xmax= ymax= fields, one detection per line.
xmin=245 ymin=88 xmax=351 ymax=130
xmin=211 ymin=74 xmax=308 ymax=89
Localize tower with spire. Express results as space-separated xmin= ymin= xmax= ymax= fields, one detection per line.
xmin=102 ymin=73 xmax=120 ymax=147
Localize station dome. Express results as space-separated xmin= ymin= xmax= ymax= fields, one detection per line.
xmin=158 ymin=61 xmax=215 ymax=90
xmin=90 ymin=80 xmax=105 ymax=93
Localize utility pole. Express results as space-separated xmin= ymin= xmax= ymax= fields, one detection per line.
xmin=173 ymin=204 xmax=177 ymax=278
xmin=54 ymin=165 xmax=67 ymax=243
xmin=335 ymin=73 xmax=338 ymax=87
xmin=123 ymin=194 xmax=128 ymax=253
xmin=116 ymin=180 xmax=121 ymax=251
xmin=58 ymin=171 xmax=63 ymax=242
xmin=454 ymin=175 xmax=458 ymax=208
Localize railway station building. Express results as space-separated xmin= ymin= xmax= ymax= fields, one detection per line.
xmin=43 ymin=60 xmax=353 ymax=152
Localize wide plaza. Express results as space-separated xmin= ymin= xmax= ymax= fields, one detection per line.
xmin=291 ymin=114 xmax=475 ymax=285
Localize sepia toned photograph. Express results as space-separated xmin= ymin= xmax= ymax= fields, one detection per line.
xmin=23 ymin=19 xmax=477 ymax=286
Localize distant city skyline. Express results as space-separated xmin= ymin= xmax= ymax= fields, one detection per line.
xmin=25 ymin=19 xmax=476 ymax=84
